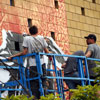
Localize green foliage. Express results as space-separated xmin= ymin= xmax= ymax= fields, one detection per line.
xmin=70 ymin=85 xmax=100 ymax=100
xmin=0 ymin=95 xmax=34 ymax=100
xmin=70 ymin=61 xmax=100 ymax=100
xmin=93 ymin=61 xmax=100 ymax=83
xmin=39 ymin=94 xmax=60 ymax=100
xmin=0 ymin=94 xmax=60 ymax=100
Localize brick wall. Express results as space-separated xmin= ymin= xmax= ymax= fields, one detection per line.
xmin=0 ymin=0 xmax=70 ymax=54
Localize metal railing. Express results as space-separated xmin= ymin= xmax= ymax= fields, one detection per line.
xmin=0 ymin=53 xmax=99 ymax=99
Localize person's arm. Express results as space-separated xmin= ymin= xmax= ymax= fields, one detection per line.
xmin=85 ymin=50 xmax=92 ymax=57
xmin=44 ymin=48 xmax=53 ymax=61
xmin=44 ymin=48 xmax=49 ymax=53
xmin=8 ymin=47 xmax=28 ymax=60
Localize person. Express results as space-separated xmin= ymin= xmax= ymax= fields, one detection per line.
xmin=62 ymin=51 xmax=85 ymax=99
xmin=63 ymin=34 xmax=100 ymax=87
xmin=62 ymin=51 xmax=85 ymax=89
xmin=62 ymin=34 xmax=100 ymax=98
xmin=84 ymin=34 xmax=100 ymax=79
xmin=8 ymin=25 xmax=50 ymax=99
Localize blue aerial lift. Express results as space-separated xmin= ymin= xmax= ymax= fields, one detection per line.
xmin=0 ymin=53 xmax=99 ymax=100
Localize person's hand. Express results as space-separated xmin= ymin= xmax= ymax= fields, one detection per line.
xmin=7 ymin=57 xmax=13 ymax=60
xmin=61 ymin=63 xmax=66 ymax=68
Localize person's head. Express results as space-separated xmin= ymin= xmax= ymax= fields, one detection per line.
xmin=29 ymin=25 xmax=38 ymax=35
xmin=84 ymin=34 xmax=96 ymax=45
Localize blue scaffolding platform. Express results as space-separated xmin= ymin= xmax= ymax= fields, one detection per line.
xmin=0 ymin=53 xmax=99 ymax=99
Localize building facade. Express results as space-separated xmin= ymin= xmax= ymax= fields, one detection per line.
xmin=0 ymin=0 xmax=69 ymax=54
xmin=65 ymin=0 xmax=100 ymax=53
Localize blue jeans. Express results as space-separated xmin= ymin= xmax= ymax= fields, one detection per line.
xmin=64 ymin=72 xmax=81 ymax=89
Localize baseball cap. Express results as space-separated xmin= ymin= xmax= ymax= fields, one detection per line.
xmin=84 ymin=34 xmax=96 ymax=42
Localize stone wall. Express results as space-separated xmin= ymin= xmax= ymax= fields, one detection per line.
xmin=65 ymin=0 xmax=100 ymax=53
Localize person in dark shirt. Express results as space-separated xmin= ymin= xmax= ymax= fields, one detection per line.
xmin=62 ymin=50 xmax=85 ymax=89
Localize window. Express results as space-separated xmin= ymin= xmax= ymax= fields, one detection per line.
xmin=15 ymin=41 xmax=20 ymax=51
xmin=51 ymin=32 xmax=55 ymax=40
xmin=54 ymin=0 xmax=59 ymax=9
xmin=81 ymin=7 xmax=85 ymax=15
xmin=27 ymin=18 xmax=32 ymax=27
xmin=92 ymin=0 xmax=96 ymax=3
xmin=10 ymin=0 xmax=15 ymax=6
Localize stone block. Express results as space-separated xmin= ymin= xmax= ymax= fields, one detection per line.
xmin=95 ymin=26 xmax=100 ymax=33
xmin=77 ymin=0 xmax=84 ymax=7
xmin=74 ymin=29 xmax=81 ymax=37
xmin=80 ymin=16 xmax=86 ymax=23
xmin=79 ymin=38 xmax=85 ymax=46
xmin=65 ymin=0 xmax=70 ymax=4
xmin=69 ymin=5 xmax=75 ymax=13
xmin=70 ymin=21 xmax=77 ymax=28
xmin=69 ymin=36 xmax=72 ymax=43
xmin=93 ymin=11 xmax=100 ymax=19
xmin=65 ymin=4 xmax=69 ymax=11
xmin=89 ymin=10 xmax=94 ymax=17
xmin=75 ymin=6 xmax=81 ymax=14
xmin=85 ymin=9 xmax=89 ymax=16
xmin=70 ymin=0 xmax=78 ymax=5
xmin=70 ymin=44 xmax=76 ymax=52
xmin=42 ymin=14 xmax=50 ymax=23
xmin=92 ymin=18 xmax=98 ymax=26
xmin=83 ymin=24 xmax=90 ymax=31
xmin=72 ymin=37 xmax=79 ymax=44
xmin=66 ymin=12 xmax=73 ymax=20
xmin=77 ymin=22 xmax=83 ymax=30
xmin=23 ymin=18 xmax=28 ymax=26
xmin=84 ymin=1 xmax=90 ymax=9
xmin=90 ymin=3 xmax=96 ymax=10
xmin=22 ymin=1 xmax=30 ymax=10
xmin=68 ymin=28 xmax=75 ymax=36
xmin=96 ymin=4 xmax=100 ymax=11
xmin=73 ymin=14 xmax=80 ymax=21
xmin=76 ymin=45 xmax=83 ymax=51
xmin=48 ymin=23 xmax=55 ymax=32
xmin=67 ymin=20 xmax=71 ymax=27
xmin=1 ymin=22 xmax=10 ymax=31
xmin=18 ymin=17 xmax=24 ymax=26
xmin=85 ymin=17 xmax=92 ymax=24
xmin=15 ymin=0 xmax=23 ymax=8
xmin=87 ymin=0 xmax=92 ymax=2
xmin=89 ymin=25 xmax=95 ymax=33
xmin=80 ymin=31 xmax=88 ymax=38
xmin=97 ymin=19 xmax=100 ymax=26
